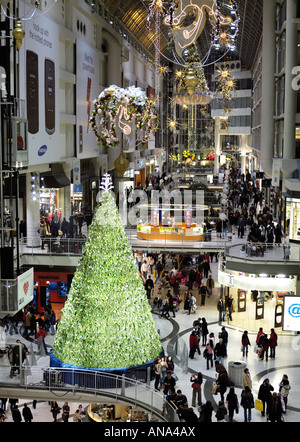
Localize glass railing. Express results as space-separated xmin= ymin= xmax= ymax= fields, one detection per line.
xmin=225 ymin=242 xmax=300 ymax=262
xmin=0 ymin=361 xmax=179 ymax=422
xmin=20 ymin=237 xmax=86 ymax=257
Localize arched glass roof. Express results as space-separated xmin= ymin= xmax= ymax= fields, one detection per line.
xmin=100 ymin=0 xmax=263 ymax=70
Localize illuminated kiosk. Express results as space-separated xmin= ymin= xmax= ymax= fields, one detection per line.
xmin=137 ymin=203 xmax=207 ymax=241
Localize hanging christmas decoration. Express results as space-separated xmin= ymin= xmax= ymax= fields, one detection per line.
xmin=211 ymin=0 xmax=240 ymax=52
xmin=89 ymin=85 xmax=157 ymax=148
xmin=114 ymin=150 xmax=130 ymax=180
xmin=174 ymin=45 xmax=212 ymax=106
xmin=215 ymin=64 xmax=237 ymax=104
xmin=163 ymin=0 xmax=233 ymax=58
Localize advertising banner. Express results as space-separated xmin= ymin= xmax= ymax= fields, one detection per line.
xmin=17 ymin=267 xmax=34 ymax=311
xmin=283 ymin=296 xmax=300 ymax=331
xmin=76 ymin=39 xmax=100 ymax=159
xmin=19 ymin=2 xmax=60 ymax=165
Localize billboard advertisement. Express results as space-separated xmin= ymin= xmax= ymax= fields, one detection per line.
xmin=76 ymin=39 xmax=100 ymax=159
xmin=19 ymin=2 xmax=60 ymax=165
xmin=283 ymin=296 xmax=300 ymax=331
xmin=17 ymin=267 xmax=34 ymax=311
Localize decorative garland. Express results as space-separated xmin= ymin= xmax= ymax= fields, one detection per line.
xmin=89 ymin=85 xmax=157 ymax=148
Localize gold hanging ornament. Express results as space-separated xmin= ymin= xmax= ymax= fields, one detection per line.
xmin=183 ymin=67 xmax=199 ymax=97
xmin=13 ymin=19 xmax=25 ymax=50
xmin=114 ymin=150 xmax=129 ymax=180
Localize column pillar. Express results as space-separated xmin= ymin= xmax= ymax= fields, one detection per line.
xmin=214 ymin=118 xmax=221 ymax=175
xmin=283 ymin=0 xmax=297 ymax=159
xmin=260 ymin=0 xmax=276 ymax=178
xmin=26 ymin=172 xmax=40 ymax=247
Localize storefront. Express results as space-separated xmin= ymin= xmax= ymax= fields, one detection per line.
xmin=218 ymin=269 xmax=297 ymax=330
xmin=285 ymin=197 xmax=300 ymax=242
xmin=34 ymin=270 xmax=74 ymax=316
xmin=40 ymin=164 xmax=70 ymax=228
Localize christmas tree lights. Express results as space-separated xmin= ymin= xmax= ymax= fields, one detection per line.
xmin=52 ymin=177 xmax=161 ymax=369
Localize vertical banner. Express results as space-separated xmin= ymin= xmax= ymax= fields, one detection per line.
xmin=272 ymin=159 xmax=281 ymax=187
xmin=73 ymin=158 xmax=81 ymax=186
xmin=99 ymin=154 xmax=108 ymax=176
xmin=19 ymin=2 xmax=60 ymax=165
xmin=152 ymin=208 xmax=159 ymax=227
xmin=76 ymin=39 xmax=100 ymax=159
xmin=17 ymin=268 xmax=34 ymax=311
xmin=185 ymin=209 xmax=192 ymax=228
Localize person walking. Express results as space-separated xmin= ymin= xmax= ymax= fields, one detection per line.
xmin=226 ymin=386 xmax=239 ymax=422
xmin=214 ymin=338 xmax=226 ymax=365
xmin=217 ymin=297 xmax=226 ymax=323
xmin=241 ymin=386 xmax=254 ymax=422
xmin=50 ymin=401 xmax=60 ymax=422
xmin=199 ymin=401 xmax=214 ymax=422
xmin=258 ymin=378 xmax=274 ymax=417
xmin=190 ymin=372 xmax=203 ymax=408
xmin=12 ymin=404 xmax=22 ymax=423
xmin=279 ymin=374 xmax=291 ymax=411
xmin=241 ymin=330 xmax=251 ymax=357
xmin=22 ymin=403 xmax=33 ymax=422
xmin=189 ymin=330 xmax=199 ymax=359
xmin=154 ymin=358 xmax=162 ymax=391
xmin=219 ymin=326 xmax=228 ymax=356
xmin=282 ymin=233 xmax=290 ymax=260
xmin=269 ymin=328 xmax=278 ymax=359
xmin=218 ymin=372 xmax=228 ymax=403
xmin=242 ymin=368 xmax=252 ymax=391
xmin=141 ymin=260 xmax=149 ymax=281
xmin=62 ymin=402 xmax=70 ymax=422
xmin=204 ymin=341 xmax=214 ymax=370
xmin=38 ymin=222 xmax=47 ymax=250
xmin=49 ymin=311 xmax=56 ymax=335
xmin=206 ymin=275 xmax=214 ymax=297
xmin=36 ymin=326 xmax=48 ymax=355
xmin=167 ymin=292 xmax=176 ymax=318
xmin=145 ymin=275 xmax=154 ymax=300
xmin=226 ymin=294 xmax=234 ymax=321
xmin=268 ymin=392 xmax=284 ymax=422
xmin=260 ymin=334 xmax=270 ymax=361
xmin=215 ymin=400 xmax=227 ymax=422
xmin=199 ymin=282 xmax=208 ymax=306
xmin=201 ymin=318 xmax=208 ymax=346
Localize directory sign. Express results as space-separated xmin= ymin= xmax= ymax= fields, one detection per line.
xmin=283 ymin=296 xmax=300 ymax=331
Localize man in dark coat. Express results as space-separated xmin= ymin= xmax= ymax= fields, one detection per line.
xmin=22 ymin=404 xmax=33 ymax=422
xmin=145 ymin=275 xmax=154 ymax=299
xmin=12 ymin=405 xmax=22 ymax=422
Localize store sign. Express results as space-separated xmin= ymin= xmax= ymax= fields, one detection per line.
xmin=283 ymin=296 xmax=300 ymax=331
xmin=17 ymin=268 xmax=34 ymax=311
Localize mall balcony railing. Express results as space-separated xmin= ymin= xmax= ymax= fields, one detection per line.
xmin=224 ymin=241 xmax=300 ymax=263
xmin=0 ymin=362 xmax=179 ymax=422
xmin=19 ymin=229 xmax=231 ymax=257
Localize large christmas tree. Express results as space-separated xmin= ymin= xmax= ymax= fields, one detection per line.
xmin=52 ymin=175 xmax=161 ymax=369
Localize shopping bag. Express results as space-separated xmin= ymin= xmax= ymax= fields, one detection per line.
xmin=255 ymin=399 xmax=263 ymax=412
xmin=211 ymin=382 xmax=218 ymax=395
